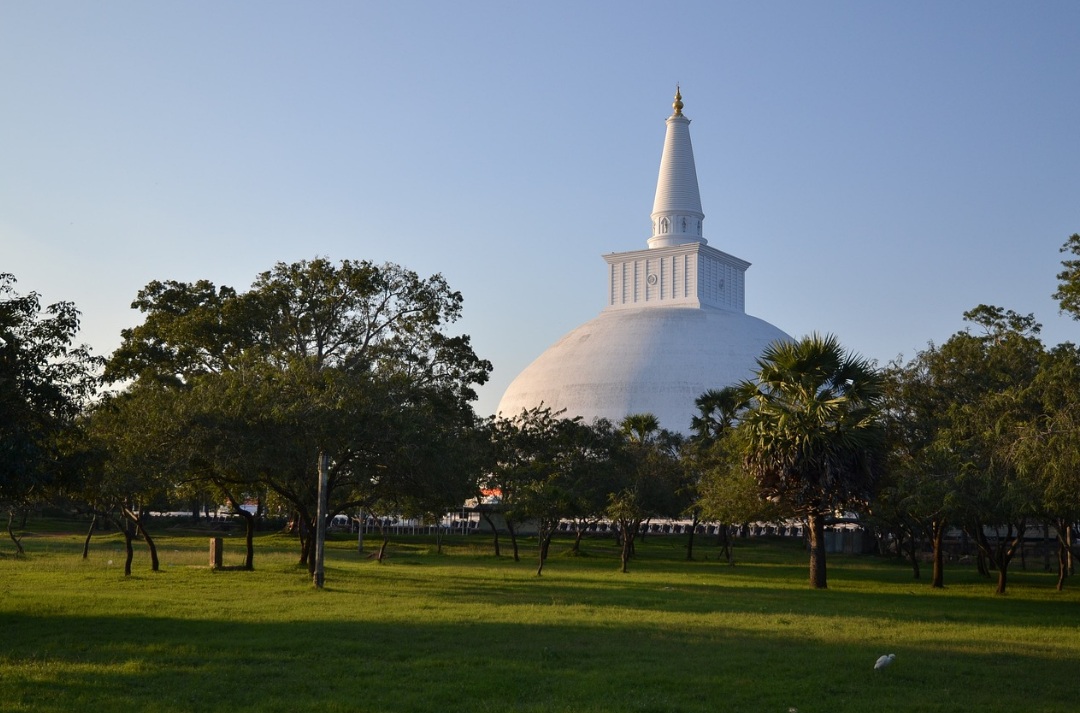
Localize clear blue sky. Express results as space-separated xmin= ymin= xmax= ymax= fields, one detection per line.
xmin=3 ymin=1 xmax=1078 ymax=417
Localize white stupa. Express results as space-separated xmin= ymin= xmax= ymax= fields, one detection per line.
xmin=497 ymin=89 xmax=791 ymax=434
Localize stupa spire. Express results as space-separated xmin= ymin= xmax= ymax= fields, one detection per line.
xmin=649 ymin=86 xmax=706 ymax=249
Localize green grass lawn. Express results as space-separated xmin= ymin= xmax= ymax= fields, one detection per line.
xmin=2 ymin=524 xmax=1079 ymax=713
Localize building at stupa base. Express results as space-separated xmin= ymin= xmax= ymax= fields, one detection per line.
xmin=497 ymin=88 xmax=791 ymax=434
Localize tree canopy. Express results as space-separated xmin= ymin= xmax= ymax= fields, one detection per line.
xmin=1053 ymin=233 xmax=1080 ymax=319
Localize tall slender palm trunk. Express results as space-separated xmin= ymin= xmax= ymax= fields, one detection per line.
xmin=807 ymin=512 xmax=828 ymax=589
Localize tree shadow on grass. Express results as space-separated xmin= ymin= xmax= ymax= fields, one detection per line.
xmin=2 ymin=608 xmax=1076 ymax=713
xmin=380 ymin=550 xmax=1080 ymax=642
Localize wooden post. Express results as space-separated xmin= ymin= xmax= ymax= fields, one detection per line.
xmin=209 ymin=537 xmax=223 ymax=569
xmin=313 ymin=450 xmax=329 ymax=588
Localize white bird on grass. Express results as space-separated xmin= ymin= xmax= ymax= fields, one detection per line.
xmin=874 ymin=653 xmax=896 ymax=670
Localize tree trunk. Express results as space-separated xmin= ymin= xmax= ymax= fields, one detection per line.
xmin=996 ymin=527 xmax=1022 ymax=595
xmin=294 ymin=509 xmax=314 ymax=571
xmin=537 ymin=528 xmax=552 ymax=577
xmin=1068 ymin=524 xmax=1075 ymax=576
xmin=971 ymin=524 xmax=1021 ymax=595
xmin=618 ymin=520 xmax=638 ymax=573
xmin=620 ymin=530 xmax=632 ymax=573
xmin=719 ymin=525 xmax=733 ymax=565
xmin=240 ymin=508 xmax=255 ymax=570
xmin=930 ymin=519 xmax=946 ymax=589
xmin=220 ymin=483 xmax=255 ymax=570
xmin=539 ymin=526 xmax=552 ymax=562
xmin=300 ymin=527 xmax=313 ymax=571
xmin=124 ymin=507 xmax=159 ymax=571
xmin=906 ymin=527 xmax=920 ymax=580
xmin=1054 ymin=518 xmax=1079 ymax=591
xmin=685 ymin=515 xmax=698 ymax=561
xmin=6 ymin=510 xmax=25 ymax=557
xmin=354 ymin=512 xmax=365 ymax=554
xmin=1058 ymin=539 xmax=1069 ymax=591
xmin=82 ymin=515 xmax=97 ymax=560
xmin=122 ymin=519 xmax=135 ymax=576
xmin=807 ymin=512 xmax=828 ymax=589
xmin=976 ymin=546 xmax=990 ymax=577
xmin=1044 ymin=522 xmax=1051 ymax=572
xmin=481 ymin=511 xmax=501 ymax=557
xmin=507 ymin=520 xmax=520 ymax=562
xmin=141 ymin=522 xmax=160 ymax=571
xmin=571 ymin=526 xmax=585 ymax=554
xmin=995 ymin=565 xmax=1008 ymax=594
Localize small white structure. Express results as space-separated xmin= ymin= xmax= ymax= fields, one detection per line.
xmin=497 ymin=89 xmax=791 ymax=434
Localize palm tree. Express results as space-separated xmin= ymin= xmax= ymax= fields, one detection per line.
xmin=620 ymin=413 xmax=660 ymax=445
xmin=691 ymin=386 xmax=747 ymax=440
xmin=740 ymin=334 xmax=884 ymax=589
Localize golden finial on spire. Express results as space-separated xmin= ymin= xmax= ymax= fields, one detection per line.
xmin=673 ymin=84 xmax=684 ymax=116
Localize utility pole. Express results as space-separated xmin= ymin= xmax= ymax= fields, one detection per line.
xmin=313 ymin=450 xmax=329 ymax=588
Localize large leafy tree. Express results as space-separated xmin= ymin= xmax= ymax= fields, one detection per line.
xmin=101 ymin=258 xmax=491 ymax=575
xmin=1018 ymin=343 xmax=1080 ymax=588
xmin=1011 ymin=235 xmax=1080 ymax=587
xmin=83 ymin=385 xmax=181 ymax=574
xmin=559 ymin=418 xmax=623 ymax=555
xmin=606 ymin=414 xmax=685 ymax=573
xmin=934 ymin=307 xmax=1044 ymax=594
xmin=739 ymin=334 xmax=885 ymax=589
xmin=489 ymin=407 xmax=622 ymax=575
xmin=0 ymin=274 xmax=100 ymax=552
xmin=876 ymin=351 xmax=963 ymax=587
xmin=488 ymin=407 xmax=574 ymax=570
xmin=879 ymin=306 xmax=1051 ymax=594
xmin=481 ymin=410 xmax=537 ymax=562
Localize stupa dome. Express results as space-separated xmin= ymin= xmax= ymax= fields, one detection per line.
xmin=497 ymin=89 xmax=791 ymax=434
xmin=497 ymin=306 xmax=790 ymax=433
